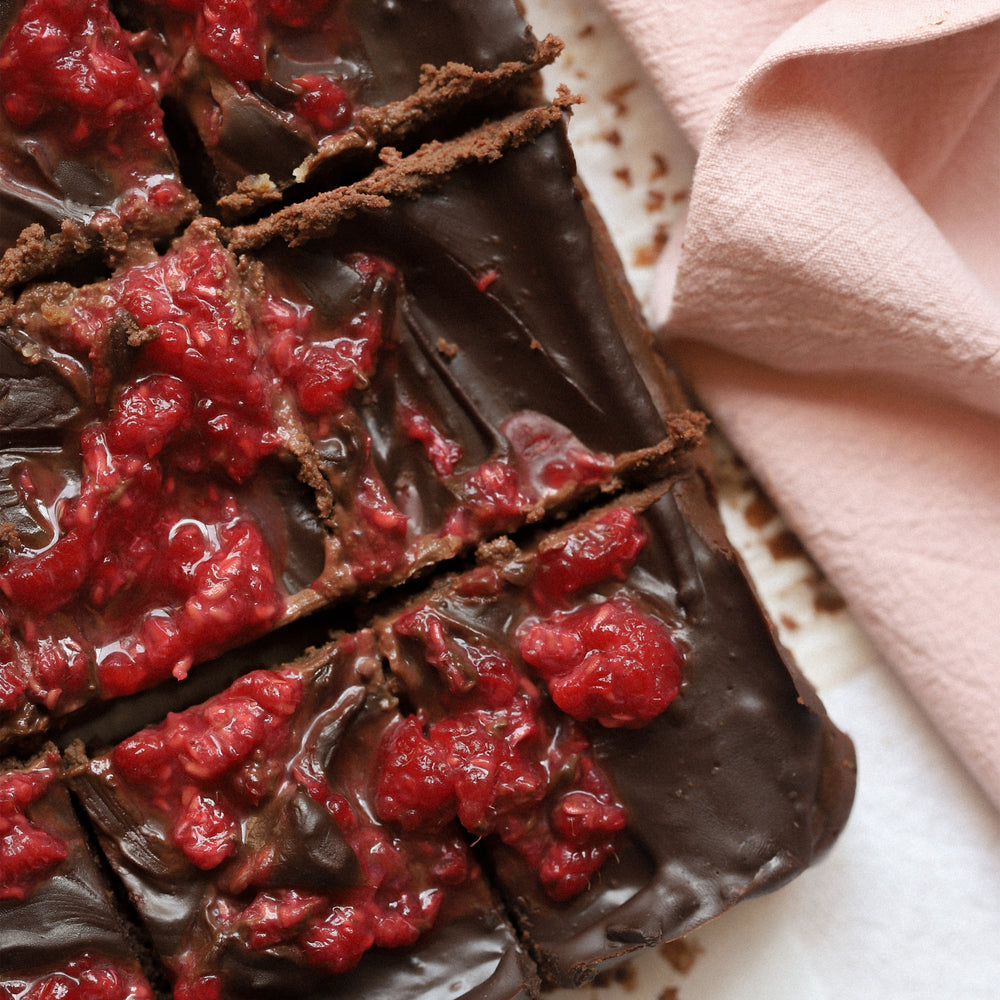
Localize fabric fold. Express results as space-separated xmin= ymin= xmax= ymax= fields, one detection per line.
xmin=602 ymin=0 xmax=1000 ymax=809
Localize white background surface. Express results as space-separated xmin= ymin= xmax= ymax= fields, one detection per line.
xmin=520 ymin=1 xmax=1000 ymax=997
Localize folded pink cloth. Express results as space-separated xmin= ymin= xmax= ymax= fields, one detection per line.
xmin=602 ymin=0 xmax=1000 ymax=809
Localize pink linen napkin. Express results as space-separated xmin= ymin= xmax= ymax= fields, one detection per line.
xmin=602 ymin=0 xmax=1000 ymax=810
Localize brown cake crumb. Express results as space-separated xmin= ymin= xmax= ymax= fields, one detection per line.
xmin=744 ymin=491 xmax=778 ymax=529
xmin=651 ymin=152 xmax=670 ymax=179
xmin=604 ymin=80 xmax=638 ymax=117
xmin=646 ymin=189 xmax=666 ymax=212
xmin=0 ymin=521 xmax=21 ymax=552
xmin=227 ymin=91 xmax=581 ymax=253
xmin=436 ymin=337 xmax=459 ymax=359
xmin=767 ymin=529 xmax=805 ymax=561
xmin=633 ymin=223 xmax=669 ymax=267
xmin=814 ymin=584 xmax=847 ymax=614
xmin=660 ymin=937 xmax=703 ymax=975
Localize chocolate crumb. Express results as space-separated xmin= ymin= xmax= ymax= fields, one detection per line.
xmin=744 ymin=492 xmax=778 ymax=529
xmin=436 ymin=337 xmax=459 ymax=359
xmin=660 ymin=937 xmax=703 ymax=975
xmin=658 ymin=989 xmax=680 ymax=1000
xmin=633 ymin=223 xmax=669 ymax=267
xmin=592 ymin=968 xmax=614 ymax=988
xmin=780 ymin=614 xmax=800 ymax=632
xmin=614 ymin=167 xmax=632 ymax=187
xmin=604 ymin=80 xmax=639 ymax=117
xmin=651 ymin=152 xmax=669 ymax=179
xmin=602 ymin=129 xmax=623 ymax=147
xmin=613 ymin=960 xmax=637 ymax=988
xmin=672 ymin=188 xmax=690 ymax=204
xmin=814 ymin=585 xmax=847 ymax=614
xmin=767 ymin=529 xmax=805 ymax=561
xmin=646 ymin=190 xmax=666 ymax=212
xmin=578 ymin=23 xmax=595 ymax=38
xmin=0 ymin=521 xmax=21 ymax=552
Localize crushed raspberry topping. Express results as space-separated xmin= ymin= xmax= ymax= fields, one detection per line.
xmin=0 ymin=753 xmax=67 ymax=902
xmin=0 ymin=954 xmax=155 ymax=1000
xmin=443 ymin=413 xmax=614 ymax=542
xmin=501 ymin=411 xmax=614 ymax=495
xmin=0 ymin=235 xmax=291 ymax=710
xmin=111 ymin=669 xmax=304 ymax=866
xmin=377 ymin=606 xmax=627 ymax=901
xmin=0 ymin=0 xmax=166 ymax=153
xmin=340 ymin=457 xmax=409 ymax=584
xmin=292 ymin=74 xmax=352 ymax=134
xmin=142 ymin=0 xmax=356 ymax=134
xmin=109 ymin=652 xmax=467 ymax=984
xmin=519 ymin=597 xmax=683 ymax=729
xmin=263 ymin=255 xmax=392 ymax=419
xmin=447 ymin=459 xmax=532 ymax=539
xmin=531 ymin=507 xmax=647 ymax=608
xmin=398 ymin=402 xmax=462 ymax=478
xmin=196 ymin=0 xmax=264 ymax=81
xmin=112 ymin=669 xmax=303 ymax=785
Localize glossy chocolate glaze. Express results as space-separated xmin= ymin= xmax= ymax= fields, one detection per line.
xmin=0 ymin=0 xmax=198 ymax=287
xmin=118 ymin=0 xmax=548 ymax=200
xmin=0 ymin=747 xmax=154 ymax=988
xmin=254 ymin=124 xmax=698 ymax=551
xmin=0 ymin=120 xmax=697 ymax=745
xmin=380 ymin=479 xmax=856 ymax=987
xmin=70 ymin=637 xmax=536 ymax=1000
xmin=261 ymin=125 xmax=671 ymax=458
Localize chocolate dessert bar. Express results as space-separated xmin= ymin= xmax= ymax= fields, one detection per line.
xmin=68 ymin=477 xmax=855 ymax=994
xmin=0 ymin=109 xmax=700 ymax=746
xmin=0 ymin=746 xmax=157 ymax=998
xmin=0 ymin=0 xmax=198 ymax=286
xmin=377 ymin=479 xmax=856 ymax=985
xmin=117 ymin=0 xmax=561 ymax=210
xmin=69 ymin=636 xmax=537 ymax=1000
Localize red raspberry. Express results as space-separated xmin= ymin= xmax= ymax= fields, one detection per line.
xmin=501 ymin=411 xmax=613 ymax=495
xmin=457 ymin=459 xmax=531 ymax=533
xmin=531 ymin=508 xmax=647 ymax=608
xmin=292 ymin=74 xmax=353 ymax=133
xmin=236 ymin=889 xmax=327 ymax=949
xmin=196 ymin=0 xmax=264 ymax=81
xmin=518 ymin=598 xmax=683 ymax=728
xmin=398 ymin=403 xmax=462 ymax=478
xmin=375 ymin=716 xmax=456 ymax=831
xmin=0 ymin=0 xmax=165 ymax=150
xmin=172 ymin=789 xmax=239 ymax=869
xmin=0 ymin=815 xmax=68 ymax=901
xmin=300 ymin=903 xmax=376 ymax=975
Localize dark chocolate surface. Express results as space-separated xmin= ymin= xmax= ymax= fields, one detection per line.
xmin=264 ymin=125 xmax=669 ymax=457
xmin=121 ymin=0 xmax=547 ymax=199
xmin=0 ymin=748 xmax=154 ymax=987
xmin=71 ymin=638 xmax=536 ymax=1000
xmin=380 ymin=478 xmax=856 ymax=986
xmin=0 ymin=120 xmax=696 ymax=745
